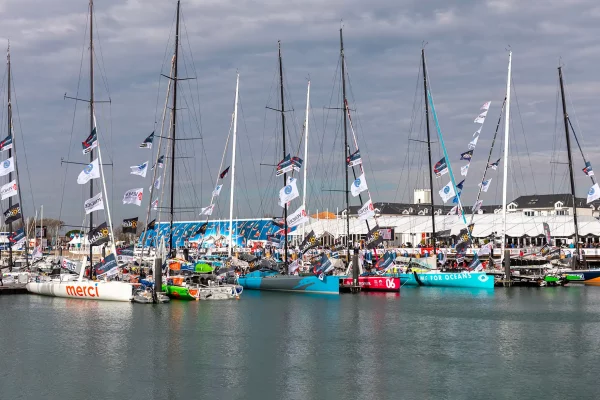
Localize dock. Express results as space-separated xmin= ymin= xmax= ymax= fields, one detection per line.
xmin=0 ymin=283 xmax=28 ymax=295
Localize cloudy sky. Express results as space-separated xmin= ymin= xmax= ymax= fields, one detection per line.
xmin=0 ymin=0 xmax=598 ymax=228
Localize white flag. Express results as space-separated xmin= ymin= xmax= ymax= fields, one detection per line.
xmin=358 ymin=199 xmax=375 ymax=220
xmin=587 ymin=183 xmax=600 ymax=203
xmin=200 ymin=204 xmax=214 ymax=215
xmin=351 ymin=173 xmax=368 ymax=197
xmin=480 ymin=178 xmax=492 ymax=192
xmin=212 ymin=184 xmax=223 ymax=197
xmin=84 ymin=192 xmax=104 ymax=214
xmin=287 ymin=205 xmax=309 ymax=228
xmin=461 ymin=164 xmax=470 ymax=176
xmin=130 ymin=161 xmax=148 ymax=178
xmin=474 ymin=111 xmax=488 ymax=124
xmin=0 ymin=157 xmax=14 ymax=177
xmin=468 ymin=135 xmax=479 ymax=150
xmin=278 ymin=177 xmax=299 ymax=207
xmin=123 ymin=188 xmax=143 ymax=206
xmin=448 ymin=205 xmax=458 ymax=215
xmin=152 ymin=199 xmax=158 ymax=210
xmin=150 ymin=176 xmax=161 ymax=191
xmin=474 ymin=127 xmax=482 ymax=137
xmin=77 ymin=158 xmax=100 ymax=184
xmin=439 ymin=181 xmax=456 ymax=203
xmin=0 ymin=179 xmax=17 ymax=200
xmin=472 ymin=199 xmax=483 ymax=213
xmin=481 ymin=101 xmax=491 ymax=111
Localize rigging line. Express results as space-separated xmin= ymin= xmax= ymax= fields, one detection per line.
xmin=394 ymin=56 xmax=422 ymax=203
xmin=153 ymin=12 xmax=176 ymax=127
xmin=550 ymin=83 xmax=560 ymax=194
xmin=563 ymin=68 xmax=590 ymax=155
xmin=58 ymin=11 xmax=88 ymax=226
xmin=510 ymin=78 xmax=537 ymax=194
xmin=90 ymin=13 xmax=111 ymax=103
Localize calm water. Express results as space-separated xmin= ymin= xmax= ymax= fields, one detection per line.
xmin=2 ymin=287 xmax=600 ymax=400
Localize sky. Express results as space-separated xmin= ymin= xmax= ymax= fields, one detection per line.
xmin=0 ymin=0 xmax=599 ymax=229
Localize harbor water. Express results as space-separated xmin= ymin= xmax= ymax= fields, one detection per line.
xmin=2 ymin=287 xmax=600 ymax=400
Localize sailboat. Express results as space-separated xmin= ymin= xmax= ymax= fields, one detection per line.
xmin=237 ymin=41 xmax=340 ymax=294
xmin=27 ymin=0 xmax=133 ymax=301
xmin=0 ymin=43 xmax=30 ymax=273
xmin=395 ymin=48 xmax=494 ymax=289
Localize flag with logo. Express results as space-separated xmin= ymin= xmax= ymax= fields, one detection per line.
xmin=474 ymin=110 xmax=488 ymax=123
xmin=434 ymin=157 xmax=448 ymax=177
xmin=0 ymin=157 xmax=14 ymax=177
xmin=200 ymin=204 xmax=214 ymax=216
xmin=122 ymin=217 xmax=138 ymax=234
xmin=9 ymin=228 xmax=25 ymax=249
xmin=439 ymin=181 xmax=456 ymax=203
xmin=365 ymin=225 xmax=383 ymax=249
xmin=77 ymin=158 xmax=100 ymax=184
xmin=460 ymin=150 xmax=473 ymax=161
xmin=474 ymin=127 xmax=482 ymax=137
xmin=150 ymin=176 xmax=161 ymax=191
xmin=195 ymin=223 xmax=208 ymax=236
xmin=95 ymin=253 xmax=118 ymax=276
xmin=448 ymin=205 xmax=458 ymax=215
xmin=347 ymin=149 xmax=362 ymax=167
xmin=0 ymin=133 xmax=12 ymax=152
xmin=139 ymin=132 xmax=154 ymax=149
xmin=468 ymin=135 xmax=479 ymax=150
xmin=276 ymin=154 xmax=293 ymax=176
xmin=123 ymin=188 xmax=143 ymax=206
xmin=469 ymin=254 xmax=483 ymax=271
xmin=287 ymin=205 xmax=309 ymax=228
xmin=481 ymin=101 xmax=491 ymax=111
xmin=480 ymin=179 xmax=492 ymax=192
xmin=291 ymin=156 xmax=303 ymax=171
xmin=116 ymin=245 xmax=135 ymax=262
xmin=583 ymin=161 xmax=594 ymax=177
xmin=588 ymin=183 xmax=600 ymax=203
xmin=472 ymin=199 xmax=483 ymax=213
xmin=82 ymin=126 xmax=98 ymax=154
xmin=88 ymin=221 xmax=110 ymax=246
xmin=212 ymin=184 xmax=223 ymax=197
xmin=147 ymin=219 xmax=156 ymax=230
xmin=130 ymin=161 xmax=148 ymax=177
xmin=374 ymin=251 xmax=395 ymax=272
xmin=312 ymin=253 xmax=334 ymax=280
xmin=152 ymin=155 xmax=165 ymax=170
xmin=278 ymin=177 xmax=300 ymax=207
xmin=299 ymin=230 xmax=318 ymax=255
xmin=351 ymin=173 xmax=368 ymax=197
xmin=461 ymin=164 xmax=470 ymax=176
xmin=488 ymin=158 xmax=500 ymax=170
xmin=84 ymin=192 xmax=104 ymax=214
xmin=0 ymin=179 xmax=17 ymax=200
xmin=543 ymin=222 xmax=551 ymax=244
xmin=219 ymin=166 xmax=230 ymax=179
xmin=358 ymin=199 xmax=375 ymax=220
xmin=61 ymin=257 xmax=82 ymax=274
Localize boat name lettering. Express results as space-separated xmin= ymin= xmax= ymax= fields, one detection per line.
xmin=65 ymin=284 xmax=99 ymax=297
xmin=421 ymin=273 xmax=472 ymax=281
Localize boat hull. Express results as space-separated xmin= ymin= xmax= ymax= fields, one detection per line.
xmin=238 ymin=271 xmax=339 ymax=294
xmin=399 ymin=271 xmax=494 ymax=289
xmin=26 ymin=281 xmax=133 ymax=302
xmin=163 ymin=284 xmax=242 ymax=300
xmin=341 ymin=276 xmax=400 ymax=292
xmin=579 ymin=270 xmax=600 ymax=286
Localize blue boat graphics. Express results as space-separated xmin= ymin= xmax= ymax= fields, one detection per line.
xmin=399 ymin=272 xmax=494 ymax=289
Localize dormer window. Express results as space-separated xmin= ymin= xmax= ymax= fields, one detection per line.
xmin=555 ymin=201 xmax=563 ymax=209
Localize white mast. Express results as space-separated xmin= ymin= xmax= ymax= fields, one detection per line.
xmin=228 ymin=73 xmax=239 ymax=257
xmin=501 ymin=51 xmax=512 ymax=263
xmin=40 ymin=205 xmax=43 ymax=248
xmin=302 ymin=80 xmax=310 ymax=237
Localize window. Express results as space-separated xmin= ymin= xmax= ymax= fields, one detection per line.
xmin=556 ymin=209 xmax=568 ymax=216
xmin=555 ymin=201 xmax=563 ymax=209
xmin=524 ymin=210 xmax=535 ymax=217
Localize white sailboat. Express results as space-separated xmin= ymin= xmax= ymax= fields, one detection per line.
xmin=27 ymin=0 xmax=133 ymax=302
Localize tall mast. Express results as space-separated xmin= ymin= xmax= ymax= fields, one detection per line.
xmin=88 ymin=0 xmax=94 ymax=273
xmin=169 ymin=0 xmax=180 ymax=256
xmin=278 ymin=41 xmax=288 ymax=266
xmin=500 ymin=51 xmax=512 ymax=264
xmin=228 ymin=73 xmax=239 ymax=257
xmin=422 ymin=49 xmax=436 ymax=255
xmin=340 ymin=28 xmax=350 ymax=260
xmin=559 ymin=66 xmax=580 ymax=263
xmin=301 ymin=80 xmax=310 ymax=237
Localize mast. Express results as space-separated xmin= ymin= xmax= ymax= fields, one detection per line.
xmin=340 ymin=28 xmax=350 ymax=260
xmin=6 ymin=44 xmax=28 ymax=268
xmin=169 ymin=0 xmax=180 ymax=256
xmin=500 ymin=51 xmax=512 ymax=264
xmin=559 ymin=66 xmax=580 ymax=263
xmin=422 ymin=49 xmax=436 ymax=255
xmin=301 ymin=80 xmax=310 ymax=237
xmin=278 ymin=41 xmax=288 ymax=266
xmin=88 ymin=0 xmax=94 ymax=274
xmin=228 ymin=73 xmax=239 ymax=257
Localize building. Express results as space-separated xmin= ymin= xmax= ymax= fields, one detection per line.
xmin=507 ymin=194 xmax=600 ymax=217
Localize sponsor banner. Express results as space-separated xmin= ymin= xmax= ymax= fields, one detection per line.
xmin=0 ymin=179 xmax=17 ymax=200
xmin=88 ymin=222 xmax=110 ymax=247
xmin=61 ymin=257 xmax=82 ymax=274
xmin=122 ymin=217 xmax=138 ymax=234
xmin=287 ymin=205 xmax=309 ymax=228
xmin=3 ymin=203 xmax=21 ymax=224
xmin=365 ymin=225 xmax=383 ymax=249
xmin=94 ymin=253 xmax=118 ymax=276
xmin=84 ymin=192 xmax=104 ymax=214
xmin=299 ymin=230 xmax=318 ymax=255
xmin=123 ymin=188 xmax=143 ymax=206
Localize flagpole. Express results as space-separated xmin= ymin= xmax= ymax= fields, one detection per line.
xmin=500 ymin=51 xmax=512 ymax=265
xmin=302 ymin=80 xmax=310 ymax=238
xmin=88 ymin=0 xmax=95 ymax=275
xmin=228 ymin=73 xmax=239 ymax=258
